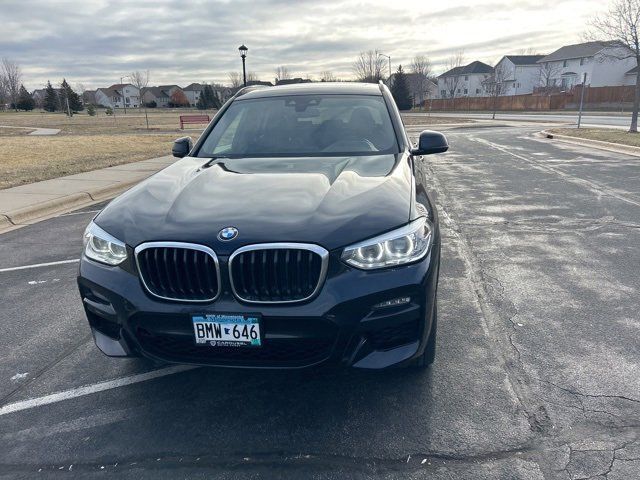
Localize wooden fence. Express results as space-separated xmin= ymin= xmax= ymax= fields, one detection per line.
xmin=424 ymin=85 xmax=636 ymax=111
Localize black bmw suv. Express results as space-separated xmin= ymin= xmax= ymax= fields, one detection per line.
xmin=77 ymin=82 xmax=448 ymax=369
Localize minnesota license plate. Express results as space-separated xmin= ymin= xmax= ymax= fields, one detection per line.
xmin=192 ymin=314 xmax=261 ymax=347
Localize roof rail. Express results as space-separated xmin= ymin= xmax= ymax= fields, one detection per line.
xmin=378 ymin=79 xmax=386 ymax=93
xmin=234 ymin=84 xmax=270 ymax=98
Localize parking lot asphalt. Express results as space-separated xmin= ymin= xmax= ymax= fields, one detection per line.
xmin=1 ymin=125 xmax=639 ymax=479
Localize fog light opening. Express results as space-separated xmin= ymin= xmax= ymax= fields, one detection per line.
xmin=373 ymin=296 xmax=411 ymax=309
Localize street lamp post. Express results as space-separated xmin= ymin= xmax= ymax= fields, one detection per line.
xmin=378 ymin=52 xmax=392 ymax=82
xmin=238 ymin=44 xmax=248 ymax=87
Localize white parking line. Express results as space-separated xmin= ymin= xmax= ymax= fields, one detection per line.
xmin=0 ymin=259 xmax=79 ymax=273
xmin=0 ymin=365 xmax=198 ymax=416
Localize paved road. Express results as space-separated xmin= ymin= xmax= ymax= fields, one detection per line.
xmin=407 ymin=112 xmax=634 ymax=129
xmin=0 ymin=126 xmax=639 ymax=479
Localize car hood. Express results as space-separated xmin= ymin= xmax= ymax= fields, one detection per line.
xmin=95 ymin=154 xmax=413 ymax=253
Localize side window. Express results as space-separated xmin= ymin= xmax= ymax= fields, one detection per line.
xmin=211 ymin=109 xmax=245 ymax=154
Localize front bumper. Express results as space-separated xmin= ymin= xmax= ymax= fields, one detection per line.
xmin=77 ymin=243 xmax=439 ymax=369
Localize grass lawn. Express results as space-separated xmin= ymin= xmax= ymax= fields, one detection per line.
xmin=550 ymin=128 xmax=640 ymax=147
xmin=0 ymin=126 xmax=34 ymax=136
xmin=0 ymin=109 xmax=214 ymax=135
xmin=0 ymin=133 xmax=183 ymax=189
xmin=0 ymin=109 xmax=209 ymax=189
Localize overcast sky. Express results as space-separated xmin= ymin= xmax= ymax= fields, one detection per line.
xmin=2 ymin=0 xmax=606 ymax=91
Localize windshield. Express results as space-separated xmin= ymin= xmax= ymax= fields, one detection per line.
xmin=197 ymin=94 xmax=399 ymax=157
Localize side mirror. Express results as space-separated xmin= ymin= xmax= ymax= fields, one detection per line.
xmin=411 ymin=130 xmax=449 ymax=156
xmin=172 ymin=136 xmax=193 ymax=158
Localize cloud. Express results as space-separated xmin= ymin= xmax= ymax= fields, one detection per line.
xmin=1 ymin=0 xmax=605 ymax=90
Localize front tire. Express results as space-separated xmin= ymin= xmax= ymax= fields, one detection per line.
xmin=411 ymin=298 xmax=437 ymax=368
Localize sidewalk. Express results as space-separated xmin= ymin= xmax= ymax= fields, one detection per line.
xmin=0 ymin=155 xmax=175 ymax=231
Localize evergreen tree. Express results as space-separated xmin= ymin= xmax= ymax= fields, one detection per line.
xmin=203 ymin=85 xmax=221 ymax=109
xmin=16 ymin=85 xmax=35 ymax=111
xmin=390 ymin=65 xmax=413 ymax=111
xmin=60 ymin=79 xmax=83 ymax=114
xmin=44 ymin=81 xmax=58 ymax=112
xmin=196 ymin=93 xmax=207 ymax=110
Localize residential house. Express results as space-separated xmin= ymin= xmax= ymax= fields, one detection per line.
xmin=437 ymin=61 xmax=494 ymax=98
xmin=183 ymin=83 xmax=204 ymax=106
xmin=95 ymin=84 xmax=140 ymax=108
xmin=536 ymin=41 xmax=637 ymax=90
xmin=212 ymin=84 xmax=233 ymax=104
xmin=624 ymin=66 xmax=639 ymax=86
xmin=82 ymin=90 xmax=97 ymax=105
xmin=388 ymin=73 xmax=438 ymax=106
xmin=142 ymin=85 xmax=185 ymax=107
xmin=31 ymin=87 xmax=65 ymax=108
xmin=141 ymin=86 xmax=171 ymax=107
xmin=494 ymin=55 xmax=546 ymax=95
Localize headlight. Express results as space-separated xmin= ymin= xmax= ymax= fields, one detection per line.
xmin=83 ymin=221 xmax=127 ymax=266
xmin=341 ymin=217 xmax=433 ymax=270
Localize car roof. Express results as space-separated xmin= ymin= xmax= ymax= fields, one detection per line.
xmin=236 ymin=82 xmax=383 ymax=100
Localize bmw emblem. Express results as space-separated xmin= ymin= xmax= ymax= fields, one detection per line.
xmin=218 ymin=226 xmax=238 ymax=241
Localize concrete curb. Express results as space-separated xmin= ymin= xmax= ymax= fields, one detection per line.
xmin=3 ymin=178 xmax=145 ymax=227
xmin=539 ymin=130 xmax=640 ymax=158
xmin=0 ymin=156 xmax=174 ymax=233
xmin=5 ymin=192 xmax=94 ymax=225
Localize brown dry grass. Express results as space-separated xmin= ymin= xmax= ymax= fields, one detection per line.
xmin=0 ymin=110 xmax=209 ymax=189
xmin=0 ymin=109 xmax=213 ymax=135
xmin=0 ymin=134 xmax=181 ymax=189
xmin=0 ymin=127 xmax=34 ymax=136
xmin=551 ymin=128 xmax=640 ymax=147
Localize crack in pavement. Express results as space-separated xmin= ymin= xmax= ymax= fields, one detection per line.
xmin=0 ymin=333 xmax=92 ymax=407
xmin=425 ymin=155 xmax=640 ymax=478
xmin=426 ymin=162 xmax=551 ymax=435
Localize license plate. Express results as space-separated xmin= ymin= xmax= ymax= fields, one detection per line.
xmin=192 ymin=314 xmax=261 ymax=347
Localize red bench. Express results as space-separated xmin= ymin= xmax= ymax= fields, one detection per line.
xmin=179 ymin=114 xmax=210 ymax=129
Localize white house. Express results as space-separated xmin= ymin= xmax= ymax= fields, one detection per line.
xmin=95 ymin=84 xmax=140 ymax=108
xmin=494 ymin=55 xmax=545 ymax=95
xmin=437 ymin=61 xmax=494 ymax=98
xmin=537 ymin=41 xmax=637 ymax=90
xmin=183 ymin=83 xmax=204 ymax=106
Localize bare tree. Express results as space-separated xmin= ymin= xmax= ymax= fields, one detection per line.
xmin=442 ymin=50 xmax=465 ymax=100
xmin=274 ymin=66 xmax=291 ymax=83
xmin=352 ymin=50 xmax=386 ymax=83
xmin=537 ymin=62 xmax=562 ymax=93
xmin=320 ymin=70 xmax=336 ymax=82
xmin=0 ymin=74 xmax=7 ymax=110
xmin=482 ymin=63 xmax=509 ymax=119
xmin=518 ymin=47 xmax=540 ymax=55
xmin=1 ymin=58 xmax=22 ymax=111
xmin=130 ymin=70 xmax=150 ymax=129
xmin=590 ymin=0 xmax=640 ymax=132
xmin=228 ymin=71 xmax=242 ymax=88
xmin=246 ymin=71 xmax=258 ymax=83
xmin=410 ymin=55 xmax=432 ymax=108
